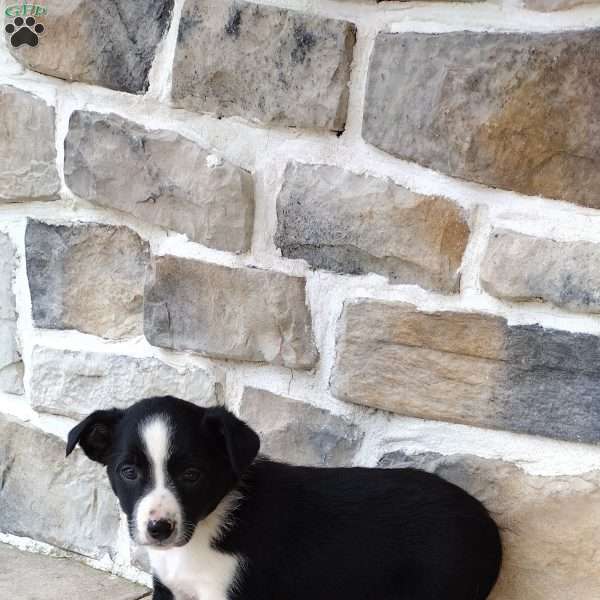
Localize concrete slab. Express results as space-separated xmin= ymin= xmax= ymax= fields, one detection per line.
xmin=0 ymin=543 xmax=151 ymax=600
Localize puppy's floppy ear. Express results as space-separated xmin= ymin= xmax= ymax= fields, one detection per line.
xmin=203 ymin=407 xmax=260 ymax=477
xmin=66 ymin=409 xmax=124 ymax=465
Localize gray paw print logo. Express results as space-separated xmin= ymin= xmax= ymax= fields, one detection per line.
xmin=5 ymin=16 xmax=45 ymax=47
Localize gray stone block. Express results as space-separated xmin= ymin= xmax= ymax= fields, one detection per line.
xmin=275 ymin=162 xmax=470 ymax=293
xmin=144 ymin=256 xmax=318 ymax=368
xmin=481 ymin=229 xmax=600 ymax=313
xmin=0 ymin=321 xmax=23 ymax=396
xmin=25 ymin=220 xmax=149 ymax=339
xmin=332 ymin=299 xmax=600 ymax=444
xmin=0 ymin=415 xmax=120 ymax=559
xmin=172 ymin=0 xmax=356 ymax=131
xmin=65 ymin=111 xmax=254 ymax=252
xmin=0 ymin=86 xmax=59 ymax=203
xmin=363 ymin=30 xmax=600 ymax=207
xmin=30 ymin=346 xmax=218 ymax=419
xmin=239 ymin=387 xmax=362 ymax=466
xmin=8 ymin=0 xmax=174 ymax=94
xmin=0 ymin=233 xmax=23 ymax=395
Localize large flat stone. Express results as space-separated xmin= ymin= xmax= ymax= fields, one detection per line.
xmin=379 ymin=451 xmax=600 ymax=600
xmin=172 ymin=0 xmax=356 ymax=131
xmin=481 ymin=229 xmax=600 ymax=313
xmin=0 ymin=415 xmax=120 ymax=559
xmin=64 ymin=112 xmax=254 ymax=252
xmin=30 ymin=346 xmax=218 ymax=419
xmin=331 ymin=299 xmax=600 ymax=444
xmin=0 ymin=86 xmax=59 ymax=203
xmin=144 ymin=256 xmax=318 ymax=368
xmin=8 ymin=0 xmax=173 ymax=94
xmin=239 ymin=388 xmax=362 ymax=466
xmin=0 ymin=233 xmax=23 ymax=395
xmin=25 ymin=220 xmax=149 ymax=339
xmin=275 ymin=162 xmax=469 ymax=293
xmin=363 ymin=30 xmax=600 ymax=207
xmin=0 ymin=544 xmax=150 ymax=600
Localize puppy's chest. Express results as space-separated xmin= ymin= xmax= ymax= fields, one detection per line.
xmin=149 ymin=537 xmax=240 ymax=600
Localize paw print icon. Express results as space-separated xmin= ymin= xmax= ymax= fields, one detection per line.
xmin=5 ymin=16 xmax=45 ymax=48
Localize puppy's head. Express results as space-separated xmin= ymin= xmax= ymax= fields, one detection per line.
xmin=66 ymin=397 xmax=259 ymax=549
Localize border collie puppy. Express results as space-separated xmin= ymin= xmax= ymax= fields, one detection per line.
xmin=67 ymin=396 xmax=502 ymax=600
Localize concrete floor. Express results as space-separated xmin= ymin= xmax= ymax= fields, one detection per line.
xmin=0 ymin=543 xmax=151 ymax=600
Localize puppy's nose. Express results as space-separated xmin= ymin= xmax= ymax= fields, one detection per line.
xmin=147 ymin=519 xmax=174 ymax=542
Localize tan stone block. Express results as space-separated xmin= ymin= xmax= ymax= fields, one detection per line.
xmin=0 ymin=415 xmax=120 ymax=558
xmin=144 ymin=257 xmax=318 ymax=368
xmin=25 ymin=220 xmax=149 ymax=339
xmin=239 ymin=388 xmax=362 ymax=466
xmin=172 ymin=0 xmax=356 ymax=131
xmin=30 ymin=346 xmax=218 ymax=419
xmin=332 ymin=299 xmax=600 ymax=444
xmin=275 ymin=163 xmax=470 ymax=293
xmin=364 ymin=30 xmax=600 ymax=207
xmin=481 ymin=229 xmax=600 ymax=313
xmin=65 ymin=112 xmax=254 ymax=253
xmin=0 ymin=86 xmax=59 ymax=203
xmin=7 ymin=0 xmax=173 ymax=93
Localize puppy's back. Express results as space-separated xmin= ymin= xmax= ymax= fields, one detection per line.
xmin=217 ymin=459 xmax=502 ymax=600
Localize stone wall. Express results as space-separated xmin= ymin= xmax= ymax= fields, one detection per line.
xmin=1 ymin=0 xmax=600 ymax=596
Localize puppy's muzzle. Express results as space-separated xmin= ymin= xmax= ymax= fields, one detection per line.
xmin=147 ymin=518 xmax=175 ymax=543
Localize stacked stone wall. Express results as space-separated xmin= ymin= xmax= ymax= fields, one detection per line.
xmin=2 ymin=0 xmax=600 ymax=596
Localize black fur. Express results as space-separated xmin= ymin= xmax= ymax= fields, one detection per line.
xmin=221 ymin=460 xmax=501 ymax=600
xmin=152 ymin=577 xmax=174 ymax=600
xmin=67 ymin=396 xmax=502 ymax=600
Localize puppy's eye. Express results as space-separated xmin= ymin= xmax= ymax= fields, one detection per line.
xmin=120 ymin=465 xmax=140 ymax=481
xmin=180 ymin=468 xmax=203 ymax=484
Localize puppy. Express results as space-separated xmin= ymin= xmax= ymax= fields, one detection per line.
xmin=67 ymin=396 xmax=502 ymax=600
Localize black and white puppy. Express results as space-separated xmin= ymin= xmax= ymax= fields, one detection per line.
xmin=67 ymin=396 xmax=502 ymax=600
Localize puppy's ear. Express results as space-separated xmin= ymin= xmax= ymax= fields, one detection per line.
xmin=66 ymin=409 xmax=124 ymax=465
xmin=204 ymin=407 xmax=260 ymax=477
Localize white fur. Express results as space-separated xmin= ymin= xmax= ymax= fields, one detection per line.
xmin=148 ymin=493 xmax=242 ymax=600
xmin=136 ymin=416 xmax=182 ymax=545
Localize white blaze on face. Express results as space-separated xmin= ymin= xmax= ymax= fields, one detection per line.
xmin=136 ymin=415 xmax=181 ymax=545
